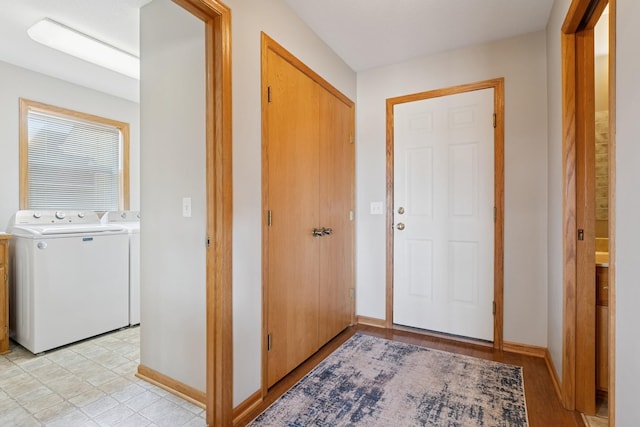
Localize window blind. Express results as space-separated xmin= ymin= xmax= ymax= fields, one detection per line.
xmin=26 ymin=110 xmax=123 ymax=211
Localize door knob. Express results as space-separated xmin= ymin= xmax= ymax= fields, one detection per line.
xmin=397 ymin=222 xmax=405 ymax=231
xmin=312 ymin=228 xmax=323 ymax=237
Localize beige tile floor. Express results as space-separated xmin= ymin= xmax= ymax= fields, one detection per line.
xmin=0 ymin=327 xmax=207 ymax=427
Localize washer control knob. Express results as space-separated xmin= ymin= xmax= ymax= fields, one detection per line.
xmin=55 ymin=211 xmax=66 ymax=220
xmin=77 ymin=212 xmax=85 ymax=218
xmin=33 ymin=212 xmax=42 ymax=219
xmin=37 ymin=241 xmax=48 ymax=250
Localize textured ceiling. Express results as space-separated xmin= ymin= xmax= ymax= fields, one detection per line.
xmin=284 ymin=0 xmax=556 ymax=71
xmin=0 ymin=0 xmax=558 ymax=102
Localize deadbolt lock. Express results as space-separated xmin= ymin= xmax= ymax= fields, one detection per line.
xmin=398 ymin=207 xmax=405 ymax=215
xmin=397 ymin=222 xmax=405 ymax=231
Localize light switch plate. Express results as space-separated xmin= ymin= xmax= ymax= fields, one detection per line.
xmin=370 ymin=201 xmax=384 ymax=215
xmin=182 ymin=197 xmax=192 ymax=218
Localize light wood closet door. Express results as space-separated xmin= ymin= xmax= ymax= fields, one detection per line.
xmin=266 ymin=50 xmax=321 ymax=387
xmin=264 ymin=37 xmax=354 ymax=389
xmin=318 ymin=89 xmax=354 ymax=345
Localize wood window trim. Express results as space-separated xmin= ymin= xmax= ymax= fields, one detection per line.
xmin=170 ymin=0 xmax=233 ymax=425
xmin=19 ymin=98 xmax=130 ymax=211
xmin=384 ymin=78 xmax=505 ymax=350
xmin=561 ymin=0 xmax=615 ymax=421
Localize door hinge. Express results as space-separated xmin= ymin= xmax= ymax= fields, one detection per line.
xmin=267 ymin=334 xmax=272 ymax=351
xmin=349 ymin=288 xmax=355 ymax=300
xmin=578 ymin=229 xmax=584 ymax=241
xmin=206 ymin=236 xmax=210 ymax=248
xmin=493 ymin=207 xmax=496 ymax=223
xmin=349 ymin=210 xmax=354 ymax=221
xmin=493 ymin=301 xmax=496 ymax=315
xmin=349 ymin=134 xmax=354 ymax=144
xmin=267 ymin=86 xmax=272 ymax=103
xmin=493 ymin=113 xmax=497 ymax=128
xmin=267 ymin=210 xmax=272 ymax=227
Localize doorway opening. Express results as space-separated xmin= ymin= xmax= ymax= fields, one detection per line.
xmin=561 ymin=0 xmax=615 ymax=423
xmin=169 ymin=0 xmax=233 ymax=425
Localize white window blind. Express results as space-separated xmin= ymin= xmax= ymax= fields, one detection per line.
xmin=26 ymin=110 xmax=123 ymax=211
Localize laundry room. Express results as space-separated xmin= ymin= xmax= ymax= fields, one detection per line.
xmin=0 ymin=34 xmax=142 ymax=339
xmin=0 ymin=1 xmax=212 ymax=424
xmin=0 ymin=63 xmax=142 ymax=344
xmin=0 ymin=0 xmax=213 ymax=412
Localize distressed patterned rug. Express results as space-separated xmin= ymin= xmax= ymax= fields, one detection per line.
xmin=249 ymin=333 xmax=529 ymax=426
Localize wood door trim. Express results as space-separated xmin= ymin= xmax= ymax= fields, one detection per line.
xmin=607 ymin=2 xmax=616 ymax=424
xmin=171 ymin=1 xmax=233 ymax=425
xmin=261 ymin=33 xmax=353 ymax=108
xmin=260 ymin=33 xmax=356 ymax=396
xmin=561 ymin=0 xmax=614 ymax=417
xmin=385 ymin=78 xmax=505 ymax=349
xmin=561 ymin=30 xmax=578 ymax=410
xmin=575 ymin=27 xmax=597 ymax=414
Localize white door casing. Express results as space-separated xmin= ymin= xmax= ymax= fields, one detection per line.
xmin=392 ymin=88 xmax=495 ymax=341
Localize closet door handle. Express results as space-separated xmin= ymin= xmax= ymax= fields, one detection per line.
xmin=322 ymin=227 xmax=333 ymax=236
xmin=312 ymin=228 xmax=323 ymax=237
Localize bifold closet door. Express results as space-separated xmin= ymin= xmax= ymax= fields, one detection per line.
xmin=318 ymin=89 xmax=354 ymax=345
xmin=264 ymin=39 xmax=355 ymax=388
xmin=265 ymin=50 xmax=321 ymax=387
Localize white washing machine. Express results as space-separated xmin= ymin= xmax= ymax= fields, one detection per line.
xmin=102 ymin=211 xmax=140 ymax=326
xmin=8 ymin=210 xmax=129 ymax=353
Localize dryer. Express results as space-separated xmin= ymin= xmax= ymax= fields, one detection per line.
xmin=8 ymin=210 xmax=129 ymax=353
xmin=102 ymin=211 xmax=140 ymax=326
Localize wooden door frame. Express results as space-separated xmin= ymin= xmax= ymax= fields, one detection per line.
xmin=171 ymin=1 xmax=233 ymax=425
xmin=385 ymin=78 xmax=505 ymax=349
xmin=260 ymin=33 xmax=356 ymax=396
xmin=561 ymin=0 xmax=615 ymax=420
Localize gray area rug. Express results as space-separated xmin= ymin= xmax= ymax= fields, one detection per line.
xmin=249 ymin=333 xmax=529 ymax=426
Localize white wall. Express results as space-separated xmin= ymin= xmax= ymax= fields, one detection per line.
xmin=545 ymin=0 xmax=571 ymax=382
xmin=140 ymin=0 xmax=206 ymax=391
xmin=0 ymin=60 xmax=140 ymax=230
xmin=356 ymin=31 xmax=549 ymax=347
xmin=614 ymin=1 xmax=640 ymax=424
xmin=140 ymin=0 xmax=356 ymax=404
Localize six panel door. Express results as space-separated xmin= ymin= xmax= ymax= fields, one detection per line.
xmin=392 ymin=88 xmax=495 ymax=341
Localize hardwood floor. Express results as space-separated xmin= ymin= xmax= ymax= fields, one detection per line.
xmin=236 ymin=325 xmax=585 ymax=426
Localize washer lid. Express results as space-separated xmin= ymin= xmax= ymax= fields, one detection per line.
xmin=10 ymin=223 xmax=125 ymax=237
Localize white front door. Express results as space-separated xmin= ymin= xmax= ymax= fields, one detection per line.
xmin=392 ymin=88 xmax=495 ymax=341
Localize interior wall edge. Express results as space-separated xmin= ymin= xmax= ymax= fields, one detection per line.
xmin=136 ymin=364 xmax=207 ymax=407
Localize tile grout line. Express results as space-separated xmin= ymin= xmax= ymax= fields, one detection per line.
xmin=0 ymin=327 xmax=206 ymax=427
